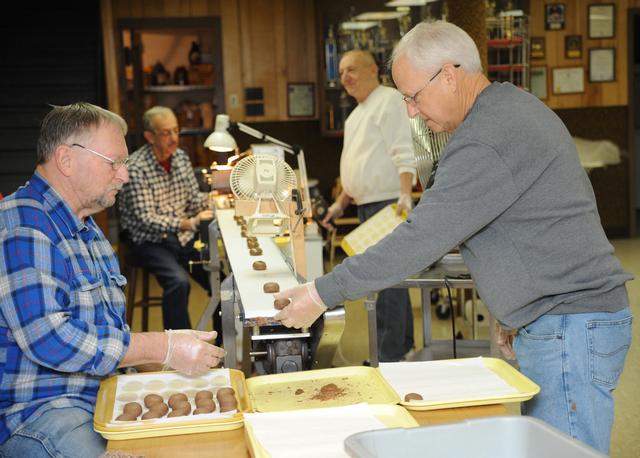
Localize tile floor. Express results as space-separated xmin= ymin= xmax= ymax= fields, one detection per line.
xmin=126 ymin=237 xmax=640 ymax=457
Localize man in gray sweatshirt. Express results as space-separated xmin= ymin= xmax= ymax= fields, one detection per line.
xmin=275 ymin=21 xmax=632 ymax=454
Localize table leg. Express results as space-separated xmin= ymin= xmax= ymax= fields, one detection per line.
xmin=364 ymin=294 xmax=378 ymax=367
xmin=221 ymin=275 xmax=237 ymax=370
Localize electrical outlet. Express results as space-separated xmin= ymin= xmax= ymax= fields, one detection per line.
xmin=229 ymin=94 xmax=239 ymax=108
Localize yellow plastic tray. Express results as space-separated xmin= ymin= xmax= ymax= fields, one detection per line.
xmin=394 ymin=357 xmax=540 ymax=411
xmin=341 ymin=204 xmax=407 ymax=257
xmin=244 ymin=404 xmax=418 ymax=458
xmin=94 ymin=368 xmax=251 ymax=440
xmin=246 ymin=366 xmax=401 ymax=412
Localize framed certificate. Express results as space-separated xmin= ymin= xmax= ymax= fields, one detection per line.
xmin=287 ymin=82 xmax=315 ymax=117
xmin=589 ymin=48 xmax=615 ymax=82
xmin=530 ymin=67 xmax=548 ymax=100
xmin=552 ymin=67 xmax=584 ymax=94
xmin=588 ymin=4 xmax=615 ymax=39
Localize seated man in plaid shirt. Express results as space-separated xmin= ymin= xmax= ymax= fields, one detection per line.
xmin=118 ymin=106 xmax=220 ymax=336
xmin=0 ymin=102 xmax=225 ymax=457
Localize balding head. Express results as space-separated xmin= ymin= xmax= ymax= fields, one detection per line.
xmin=339 ymin=50 xmax=380 ymax=103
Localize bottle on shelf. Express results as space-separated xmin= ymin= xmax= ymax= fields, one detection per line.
xmin=188 ymin=41 xmax=202 ymax=65
xmin=325 ymin=25 xmax=339 ymax=88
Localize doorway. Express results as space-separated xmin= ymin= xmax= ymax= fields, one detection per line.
xmin=631 ymin=9 xmax=640 ymax=235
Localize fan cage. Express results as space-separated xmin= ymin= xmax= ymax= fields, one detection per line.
xmin=409 ymin=117 xmax=450 ymax=189
xmin=229 ymin=155 xmax=297 ymax=201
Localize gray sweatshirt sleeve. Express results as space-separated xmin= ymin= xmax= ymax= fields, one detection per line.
xmin=315 ymin=140 xmax=520 ymax=307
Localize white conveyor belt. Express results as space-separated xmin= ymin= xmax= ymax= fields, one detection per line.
xmin=217 ymin=208 xmax=299 ymax=319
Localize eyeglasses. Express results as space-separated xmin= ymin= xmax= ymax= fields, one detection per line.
xmin=154 ymin=127 xmax=181 ymax=138
xmin=402 ymin=64 xmax=461 ymax=106
xmin=71 ymin=143 xmax=130 ymax=171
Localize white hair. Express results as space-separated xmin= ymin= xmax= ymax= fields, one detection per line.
xmin=390 ymin=20 xmax=482 ymax=74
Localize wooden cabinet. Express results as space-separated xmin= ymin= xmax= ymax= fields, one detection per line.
xmin=118 ymin=17 xmax=224 ymax=164
xmin=102 ymin=0 xmax=317 ymax=129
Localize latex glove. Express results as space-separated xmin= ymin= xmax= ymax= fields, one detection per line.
xmin=163 ymin=330 xmax=225 ymax=376
xmin=320 ymin=202 xmax=344 ymax=230
xmin=189 ymin=209 xmax=215 ymax=231
xmin=396 ymin=193 xmax=413 ymax=216
xmin=495 ymin=322 xmax=517 ymax=360
xmin=274 ymin=282 xmax=328 ymax=329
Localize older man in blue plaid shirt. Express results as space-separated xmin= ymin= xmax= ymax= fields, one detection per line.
xmin=0 ymin=103 xmax=225 ymax=458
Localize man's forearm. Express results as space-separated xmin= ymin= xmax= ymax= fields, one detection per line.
xmin=335 ymin=190 xmax=352 ymax=209
xmin=399 ymin=172 xmax=414 ymax=196
xmin=118 ymin=332 xmax=168 ymax=368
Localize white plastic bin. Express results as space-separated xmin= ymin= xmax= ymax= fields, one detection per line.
xmin=344 ymin=416 xmax=606 ymax=458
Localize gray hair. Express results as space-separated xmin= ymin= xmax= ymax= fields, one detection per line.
xmin=390 ymin=20 xmax=482 ymax=74
xmin=37 ymin=102 xmax=127 ymax=164
xmin=142 ymin=106 xmax=175 ymax=132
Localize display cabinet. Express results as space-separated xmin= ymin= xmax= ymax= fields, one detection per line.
xmin=117 ymin=17 xmax=224 ymax=165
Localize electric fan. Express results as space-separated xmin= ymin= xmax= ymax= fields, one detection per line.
xmin=230 ymin=155 xmax=298 ymax=236
xmin=409 ymin=117 xmax=451 ymax=189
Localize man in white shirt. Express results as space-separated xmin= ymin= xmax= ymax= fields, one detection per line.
xmin=321 ymin=50 xmax=417 ymax=362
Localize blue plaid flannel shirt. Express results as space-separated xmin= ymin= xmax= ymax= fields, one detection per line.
xmin=0 ymin=173 xmax=130 ymax=444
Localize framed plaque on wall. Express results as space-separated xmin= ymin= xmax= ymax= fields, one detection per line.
xmin=589 ymin=48 xmax=615 ymax=82
xmin=588 ymin=4 xmax=615 ymax=39
xmin=552 ymin=67 xmax=584 ymax=94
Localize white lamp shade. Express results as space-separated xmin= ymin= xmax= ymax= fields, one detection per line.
xmin=204 ymin=114 xmax=238 ymax=152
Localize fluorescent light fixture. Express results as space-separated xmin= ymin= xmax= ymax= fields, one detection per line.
xmin=204 ymin=114 xmax=237 ymax=152
xmin=340 ymin=21 xmax=378 ymax=31
xmin=355 ymin=11 xmax=408 ymax=21
xmin=385 ymin=0 xmax=436 ymax=6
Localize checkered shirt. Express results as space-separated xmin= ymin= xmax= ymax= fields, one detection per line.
xmin=118 ymin=144 xmax=208 ymax=246
xmin=0 ymin=173 xmax=130 ymax=444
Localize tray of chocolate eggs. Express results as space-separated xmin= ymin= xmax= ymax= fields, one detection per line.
xmin=94 ymin=368 xmax=250 ymax=440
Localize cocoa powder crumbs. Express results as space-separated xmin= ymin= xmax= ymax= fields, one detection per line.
xmin=295 ymin=388 xmax=304 ymax=395
xmin=311 ymin=383 xmax=346 ymax=401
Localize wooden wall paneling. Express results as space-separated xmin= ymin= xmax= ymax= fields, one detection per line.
xmin=274 ymin=0 xmax=288 ymax=120
xmin=239 ymin=0 xmax=279 ymax=122
xmin=530 ymin=0 xmax=630 ymax=109
xmin=221 ymin=0 xmax=244 ymax=121
xmin=101 ymin=0 xmax=121 ymax=114
xmin=303 ymin=0 xmax=318 ymax=87
xmin=162 ymin=0 xmax=190 ymax=17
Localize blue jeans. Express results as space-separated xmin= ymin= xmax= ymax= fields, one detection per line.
xmin=0 ymin=407 xmax=105 ymax=458
xmin=514 ymin=307 xmax=632 ymax=454
xmin=131 ymin=234 xmax=214 ymax=332
xmin=357 ymin=199 xmax=414 ymax=361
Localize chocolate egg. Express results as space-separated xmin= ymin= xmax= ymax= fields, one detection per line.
xmin=252 ymin=261 xmax=267 ymax=271
xmin=195 ymin=390 xmax=214 ymax=401
xmin=273 ymin=298 xmax=290 ymax=310
xmin=168 ymin=393 xmax=188 ymax=408
xmin=122 ymin=402 xmax=142 ymax=417
xmin=263 ymin=282 xmax=280 ymax=293
xmin=193 ymin=406 xmax=215 ymax=415
xmin=143 ymin=394 xmax=163 ymax=408
xmin=142 ymin=409 xmax=164 ymax=420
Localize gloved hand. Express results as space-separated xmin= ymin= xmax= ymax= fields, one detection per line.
xmin=189 ymin=209 xmax=215 ymax=231
xmin=274 ymin=282 xmax=328 ymax=329
xmin=396 ymin=193 xmax=413 ymax=215
xmin=495 ymin=322 xmax=517 ymax=360
xmin=163 ymin=330 xmax=225 ymax=376
xmin=320 ymin=202 xmax=344 ymax=230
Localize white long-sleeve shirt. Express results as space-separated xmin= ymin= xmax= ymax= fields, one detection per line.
xmin=340 ymin=85 xmax=416 ymax=205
